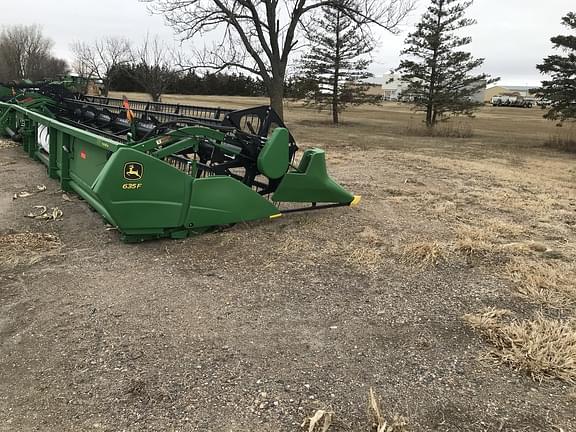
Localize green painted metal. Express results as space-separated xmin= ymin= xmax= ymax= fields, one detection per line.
xmin=187 ymin=176 xmax=280 ymax=227
xmin=151 ymin=137 xmax=198 ymax=159
xmin=0 ymin=105 xmax=15 ymax=136
xmin=257 ymin=128 xmax=289 ymax=179
xmin=272 ymin=149 xmax=354 ymax=204
xmin=0 ymin=97 xmax=356 ymax=242
xmin=0 ymin=85 xmax=13 ymax=99
xmin=93 ymin=147 xmax=194 ymax=231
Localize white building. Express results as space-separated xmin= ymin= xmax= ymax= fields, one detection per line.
xmin=367 ymin=74 xmax=487 ymax=102
xmin=381 ymin=74 xmax=411 ymax=100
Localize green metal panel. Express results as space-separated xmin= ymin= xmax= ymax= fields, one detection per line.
xmin=22 ymin=117 xmax=37 ymax=159
xmin=58 ymin=133 xmax=72 ymax=192
xmin=93 ymin=148 xmax=193 ymax=231
xmin=257 ymin=127 xmax=289 ymax=179
xmin=47 ymin=127 xmax=59 ymax=177
xmin=0 ymin=85 xmax=12 ymax=99
xmin=187 ymin=176 xmax=280 ymax=227
xmin=272 ymin=149 xmax=354 ymax=204
xmin=69 ymin=137 xmax=111 ymax=189
xmin=36 ymin=151 xmax=49 ymax=167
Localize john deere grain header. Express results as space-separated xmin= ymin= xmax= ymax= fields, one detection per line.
xmin=0 ymin=82 xmax=359 ymax=242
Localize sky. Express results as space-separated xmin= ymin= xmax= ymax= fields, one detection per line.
xmin=0 ymin=0 xmax=573 ymax=87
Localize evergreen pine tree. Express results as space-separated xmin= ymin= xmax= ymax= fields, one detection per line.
xmin=300 ymin=0 xmax=376 ymax=124
xmin=396 ymin=0 xmax=495 ymax=127
xmin=537 ymin=12 xmax=576 ymax=122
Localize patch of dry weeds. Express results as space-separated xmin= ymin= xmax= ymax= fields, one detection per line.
xmin=401 ymin=241 xmax=446 ymax=267
xmin=452 ymin=220 xmax=551 ymax=263
xmin=0 ymin=232 xmax=61 ymax=269
xmin=300 ymin=389 xmax=409 ymax=432
xmin=368 ymin=388 xmax=409 ymax=432
xmin=454 ymin=224 xmax=497 ymax=259
xmin=464 ymin=308 xmax=576 ymax=383
xmin=452 ymin=231 xmax=492 ymax=262
xmin=454 ymin=236 xmax=496 ymax=259
xmin=545 ymin=128 xmax=576 ymax=153
xmin=345 ymin=246 xmax=383 ymax=273
xmin=301 ymin=409 xmax=334 ymax=432
xmin=277 ymin=232 xmax=385 ymax=274
xmin=482 ymin=218 xmax=526 ymax=238
xmin=405 ymin=122 xmax=473 ymax=138
xmin=456 ymin=219 xmax=527 ymax=243
xmin=500 ymin=241 xmax=548 ymax=255
xmin=506 ymin=259 xmax=576 ymax=308
xmin=471 ymin=187 xmax=564 ymax=220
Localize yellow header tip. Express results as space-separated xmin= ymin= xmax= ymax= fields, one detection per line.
xmin=269 ymin=213 xmax=283 ymax=219
xmin=350 ymin=195 xmax=362 ymax=207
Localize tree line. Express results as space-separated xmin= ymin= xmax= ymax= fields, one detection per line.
xmin=109 ymin=66 xmax=266 ymax=97
xmin=0 ymin=1 xmax=574 ymax=127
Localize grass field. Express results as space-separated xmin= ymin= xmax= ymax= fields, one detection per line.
xmin=1 ymin=95 xmax=575 ymax=431
xmin=111 ymin=91 xmax=575 ymax=150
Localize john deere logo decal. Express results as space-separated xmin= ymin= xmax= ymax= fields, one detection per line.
xmin=124 ymin=162 xmax=143 ymax=180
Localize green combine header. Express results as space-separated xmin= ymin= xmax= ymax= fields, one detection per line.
xmin=0 ymin=82 xmax=360 ymax=242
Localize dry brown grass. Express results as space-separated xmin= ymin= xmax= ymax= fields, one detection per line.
xmin=301 ymin=409 xmax=334 ymax=432
xmin=401 ymin=241 xmax=446 ymax=267
xmin=481 ymin=218 xmax=526 ymax=238
xmin=506 ymin=259 xmax=576 ymax=308
xmin=456 ymin=220 xmax=526 ymax=243
xmin=454 ymin=224 xmax=496 ymax=259
xmin=276 ymin=234 xmax=384 ymax=274
xmin=429 ymin=199 xmax=458 ymax=216
xmin=545 ymin=128 xmax=576 ymax=153
xmin=404 ymin=121 xmax=473 ymax=138
xmin=114 ymin=92 xmax=562 ymax=151
xmin=368 ymin=388 xmax=409 ymax=432
xmin=300 ymin=389 xmax=409 ymax=432
xmin=500 ymin=241 xmax=549 ymax=255
xmin=400 ymin=217 xmax=563 ymax=270
xmin=452 ymin=221 xmax=529 ymax=261
xmin=464 ymin=308 xmax=576 ymax=383
xmin=0 ymin=232 xmax=61 ymax=269
xmin=454 ymin=236 xmax=496 ymax=259
xmin=345 ymin=246 xmax=384 ymax=273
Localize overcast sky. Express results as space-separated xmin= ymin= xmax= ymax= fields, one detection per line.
xmin=0 ymin=0 xmax=573 ymax=86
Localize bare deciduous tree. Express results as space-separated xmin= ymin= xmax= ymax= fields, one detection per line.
xmin=129 ymin=35 xmax=177 ymax=101
xmin=71 ymin=37 xmax=131 ymax=96
xmin=145 ymin=0 xmax=415 ymax=119
xmin=0 ymin=25 xmax=68 ymax=82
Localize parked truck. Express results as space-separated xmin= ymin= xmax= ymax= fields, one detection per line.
xmin=491 ymin=95 xmax=533 ymax=108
